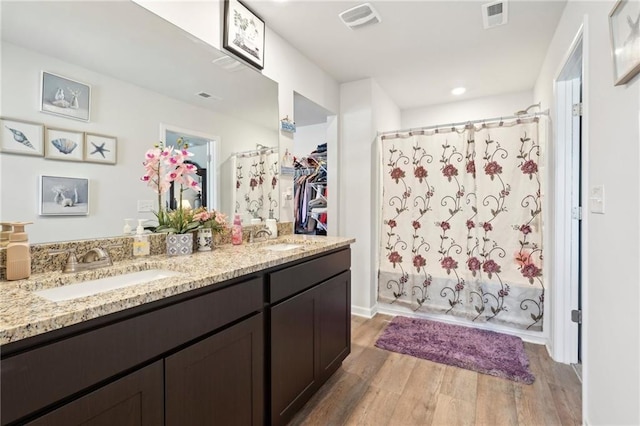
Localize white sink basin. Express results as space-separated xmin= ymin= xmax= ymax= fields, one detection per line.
xmin=261 ymin=243 xmax=303 ymax=252
xmin=34 ymin=269 xmax=183 ymax=302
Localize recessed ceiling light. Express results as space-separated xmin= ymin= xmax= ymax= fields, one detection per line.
xmin=451 ymin=87 xmax=466 ymax=96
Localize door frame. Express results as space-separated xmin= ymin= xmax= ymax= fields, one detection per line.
xmin=159 ymin=123 xmax=220 ymax=210
xmin=551 ymin=21 xmax=588 ymax=367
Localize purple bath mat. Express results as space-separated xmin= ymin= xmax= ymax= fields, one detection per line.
xmin=375 ymin=316 xmax=535 ymax=384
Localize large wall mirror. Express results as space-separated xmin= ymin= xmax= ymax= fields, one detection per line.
xmin=0 ymin=1 xmax=279 ymax=243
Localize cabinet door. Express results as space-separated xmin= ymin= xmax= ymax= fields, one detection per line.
xmin=165 ymin=313 xmax=264 ymax=426
xmin=27 ymin=361 xmax=163 ymax=426
xmin=270 ymin=270 xmax=351 ymax=426
xmin=318 ymin=271 xmax=351 ymax=381
xmin=270 ymin=286 xmax=318 ymax=426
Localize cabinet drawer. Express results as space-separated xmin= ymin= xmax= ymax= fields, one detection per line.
xmin=269 ymin=248 xmax=350 ymax=304
xmin=1 ymin=277 xmax=263 ymax=425
xmin=26 ymin=361 xmax=164 ymax=426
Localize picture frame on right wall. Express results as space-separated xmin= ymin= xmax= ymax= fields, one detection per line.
xmin=609 ymin=0 xmax=640 ymax=85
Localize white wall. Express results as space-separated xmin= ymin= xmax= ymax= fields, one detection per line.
xmin=263 ymin=28 xmax=340 ymax=225
xmin=133 ymin=0 xmax=221 ymax=50
xmin=293 ymin=123 xmax=327 ymax=158
xmin=402 ymin=90 xmax=533 ymax=129
xmin=340 ymin=78 xmax=401 ymax=316
xmin=534 ymin=1 xmax=639 ymax=424
xmin=0 ymin=42 xmax=276 ymax=243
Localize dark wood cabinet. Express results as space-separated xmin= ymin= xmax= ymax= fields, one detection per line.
xmin=165 ymin=313 xmax=264 ymax=426
xmin=26 ymin=361 xmax=163 ymax=426
xmin=317 ymin=271 xmax=351 ymax=382
xmin=270 ymin=269 xmax=351 ymax=426
xmin=271 ymin=286 xmax=319 ymax=425
xmin=2 ymin=247 xmax=351 ymax=426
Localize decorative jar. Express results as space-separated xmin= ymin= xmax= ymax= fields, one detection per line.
xmin=166 ymin=233 xmax=193 ymax=256
xmin=197 ymin=228 xmax=213 ymax=251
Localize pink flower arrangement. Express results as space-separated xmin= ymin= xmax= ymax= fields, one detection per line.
xmin=141 ymin=138 xmax=201 ymax=233
xmin=193 ymin=208 xmax=229 ymax=235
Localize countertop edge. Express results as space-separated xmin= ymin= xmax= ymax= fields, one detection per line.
xmin=0 ymin=236 xmax=355 ymax=346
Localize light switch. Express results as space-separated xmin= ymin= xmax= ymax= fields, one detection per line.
xmin=589 ymin=185 xmax=605 ymax=214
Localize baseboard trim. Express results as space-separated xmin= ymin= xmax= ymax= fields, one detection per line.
xmin=376 ymin=302 xmax=549 ymax=345
xmin=351 ymin=304 xmax=378 ymax=319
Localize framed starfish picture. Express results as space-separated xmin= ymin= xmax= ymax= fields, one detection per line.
xmin=84 ymin=133 xmax=117 ymax=165
xmin=609 ymin=0 xmax=640 ymax=85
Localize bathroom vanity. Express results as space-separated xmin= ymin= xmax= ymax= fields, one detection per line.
xmin=0 ymin=236 xmax=353 ymax=426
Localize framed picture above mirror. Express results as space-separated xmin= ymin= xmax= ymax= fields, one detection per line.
xmin=223 ymin=0 xmax=265 ymax=70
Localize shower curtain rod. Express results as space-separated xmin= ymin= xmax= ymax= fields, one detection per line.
xmin=377 ymin=110 xmax=549 ymax=138
xmin=232 ymin=145 xmax=277 ymax=157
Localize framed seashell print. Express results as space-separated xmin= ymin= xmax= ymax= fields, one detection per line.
xmin=45 ymin=127 xmax=84 ymax=162
xmin=84 ymin=133 xmax=117 ymax=164
xmin=40 ymin=71 xmax=91 ymax=121
xmin=39 ymin=175 xmax=89 ymax=216
xmin=0 ymin=117 xmax=45 ymax=156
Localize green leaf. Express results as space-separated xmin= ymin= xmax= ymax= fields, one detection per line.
xmin=491 ymin=306 xmax=496 ymax=314
xmin=531 ymin=313 xmax=537 ymax=321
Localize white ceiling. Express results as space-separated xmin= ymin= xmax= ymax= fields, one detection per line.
xmin=245 ymin=0 xmax=567 ymax=110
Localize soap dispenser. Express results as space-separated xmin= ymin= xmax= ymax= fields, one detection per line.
xmin=133 ymin=219 xmax=150 ymax=257
xmin=265 ymin=213 xmax=277 ymax=239
xmin=123 ymin=218 xmax=133 ymax=235
xmin=6 ymin=222 xmax=32 ymax=281
xmin=231 ymin=214 xmax=243 ymax=245
xmin=0 ymin=222 xmax=13 ymax=248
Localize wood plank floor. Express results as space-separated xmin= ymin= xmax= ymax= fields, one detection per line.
xmin=290 ymin=314 xmax=582 ymax=426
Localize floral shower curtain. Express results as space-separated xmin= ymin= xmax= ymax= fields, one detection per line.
xmin=378 ymin=118 xmax=545 ymax=331
xmin=233 ymin=148 xmax=279 ymax=221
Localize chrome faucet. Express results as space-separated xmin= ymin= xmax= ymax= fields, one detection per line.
xmin=249 ymin=226 xmax=272 ymax=243
xmin=49 ymin=245 xmax=119 ymax=273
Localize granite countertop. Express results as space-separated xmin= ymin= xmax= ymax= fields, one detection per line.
xmin=0 ymin=235 xmax=354 ymax=345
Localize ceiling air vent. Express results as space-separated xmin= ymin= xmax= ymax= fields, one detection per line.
xmin=339 ymin=3 xmax=381 ymax=30
xmin=482 ymin=0 xmax=508 ymax=29
xmin=196 ymin=91 xmax=222 ymax=101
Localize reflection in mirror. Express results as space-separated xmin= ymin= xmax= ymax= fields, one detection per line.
xmin=164 ymin=128 xmax=217 ymax=212
xmin=231 ymin=145 xmax=280 ymax=223
xmin=0 ymin=1 xmax=279 ymax=244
